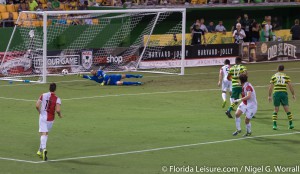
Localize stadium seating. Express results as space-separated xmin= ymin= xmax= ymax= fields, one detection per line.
xmin=14 ymin=4 xmax=19 ymax=11
xmin=12 ymin=11 xmax=18 ymax=20
xmin=0 ymin=4 xmax=7 ymax=12
xmin=0 ymin=1 xmax=299 ymax=28
xmin=6 ymin=4 xmax=15 ymax=12
xmin=191 ymin=0 xmax=207 ymax=4
xmin=1 ymin=12 xmax=9 ymax=19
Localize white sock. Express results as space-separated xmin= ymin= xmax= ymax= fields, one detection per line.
xmin=235 ymin=117 xmax=241 ymax=130
xmin=39 ymin=143 xmax=42 ymax=151
xmin=222 ymin=93 xmax=226 ymax=101
xmin=230 ymin=98 xmax=234 ymax=104
xmin=40 ymin=135 xmax=48 ymax=150
xmin=246 ymin=123 xmax=251 ymax=133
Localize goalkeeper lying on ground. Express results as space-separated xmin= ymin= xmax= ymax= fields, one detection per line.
xmin=79 ymin=70 xmax=143 ymax=86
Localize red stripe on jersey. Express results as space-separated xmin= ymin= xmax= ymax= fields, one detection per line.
xmin=242 ymin=84 xmax=253 ymax=105
xmin=47 ymin=92 xmax=58 ymax=121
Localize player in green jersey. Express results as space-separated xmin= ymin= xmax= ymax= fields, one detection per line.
xmin=268 ymin=65 xmax=296 ymax=130
xmin=225 ymin=57 xmax=247 ymax=118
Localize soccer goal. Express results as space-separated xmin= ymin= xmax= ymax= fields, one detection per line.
xmin=0 ymin=8 xmax=186 ymax=83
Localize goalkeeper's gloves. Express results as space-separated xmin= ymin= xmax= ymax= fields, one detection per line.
xmin=100 ymin=82 xmax=104 ymax=86
xmin=233 ymin=99 xmax=242 ymax=103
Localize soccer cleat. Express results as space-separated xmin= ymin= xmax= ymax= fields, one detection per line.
xmin=137 ymin=75 xmax=143 ymax=78
xmin=42 ymin=149 xmax=48 ymax=161
xmin=37 ymin=150 xmax=42 ymax=157
xmin=225 ymin=110 xmax=233 ymax=118
xmin=289 ymin=124 xmax=294 ymax=130
xmin=77 ymin=73 xmax=83 ymax=78
xmin=232 ymin=130 xmax=241 ymax=136
xmin=222 ymin=101 xmax=226 ymax=108
xmin=243 ymin=132 xmax=252 ymax=137
xmin=137 ymin=82 xmax=142 ymax=85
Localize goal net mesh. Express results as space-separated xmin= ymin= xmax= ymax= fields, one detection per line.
xmin=0 ymin=10 xmax=185 ymax=83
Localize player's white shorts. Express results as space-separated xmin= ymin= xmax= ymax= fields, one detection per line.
xmin=39 ymin=116 xmax=54 ymax=133
xmin=237 ymin=102 xmax=257 ymax=119
xmin=222 ymin=79 xmax=232 ymax=92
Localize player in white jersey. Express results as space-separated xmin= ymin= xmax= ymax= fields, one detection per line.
xmin=35 ymin=83 xmax=62 ymax=161
xmin=218 ymin=59 xmax=232 ymax=108
xmin=232 ymin=74 xmax=257 ymax=137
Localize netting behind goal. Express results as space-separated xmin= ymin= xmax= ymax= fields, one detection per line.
xmin=0 ymin=9 xmax=186 ymax=83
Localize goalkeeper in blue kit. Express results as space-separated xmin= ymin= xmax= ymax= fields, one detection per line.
xmin=79 ymin=70 xmax=143 ymax=86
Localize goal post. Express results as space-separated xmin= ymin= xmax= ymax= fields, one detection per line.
xmin=0 ymin=8 xmax=186 ymax=83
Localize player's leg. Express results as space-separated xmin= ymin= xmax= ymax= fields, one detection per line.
xmin=231 ymin=87 xmax=242 ymax=110
xmin=272 ymin=92 xmax=281 ymax=130
xmin=225 ymin=87 xmax=241 ymax=118
xmin=281 ymin=92 xmax=294 ymax=129
xmin=37 ymin=117 xmax=46 ymax=157
xmin=233 ymin=109 xmax=243 ymax=136
xmin=233 ymin=103 xmax=246 ymax=136
xmin=243 ymin=106 xmax=257 ymax=136
xmin=40 ymin=132 xmax=48 ymax=161
xmin=122 ymin=74 xmax=143 ymax=79
xmin=117 ymin=81 xmax=142 ymax=86
xmin=38 ymin=120 xmax=53 ymax=161
xmin=221 ymin=80 xmax=227 ymax=108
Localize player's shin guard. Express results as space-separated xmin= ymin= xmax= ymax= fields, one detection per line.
xmin=246 ymin=123 xmax=251 ymax=133
xmin=287 ymin=112 xmax=293 ymax=127
xmin=235 ymin=117 xmax=241 ymax=131
xmin=123 ymin=82 xmax=141 ymax=85
xmin=287 ymin=112 xmax=293 ymax=121
xmin=228 ymin=102 xmax=236 ymax=112
xmin=272 ymin=112 xmax=278 ymax=129
xmin=222 ymin=93 xmax=226 ymax=101
xmin=40 ymin=135 xmax=48 ymax=150
xmin=125 ymin=74 xmax=141 ymax=78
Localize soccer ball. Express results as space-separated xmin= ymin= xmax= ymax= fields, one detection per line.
xmin=62 ymin=69 xmax=68 ymax=75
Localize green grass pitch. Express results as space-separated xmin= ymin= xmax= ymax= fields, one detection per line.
xmin=0 ymin=61 xmax=300 ymax=174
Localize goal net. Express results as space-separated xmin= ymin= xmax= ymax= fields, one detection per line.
xmin=0 ymin=9 xmax=186 ymax=83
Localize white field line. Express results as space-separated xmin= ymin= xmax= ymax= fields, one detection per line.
xmin=0 ymin=157 xmax=40 ymax=164
xmin=1 ymin=83 xmax=300 ymax=102
xmin=1 ymin=67 xmax=300 ymax=88
xmin=0 ymin=131 xmax=299 ymax=164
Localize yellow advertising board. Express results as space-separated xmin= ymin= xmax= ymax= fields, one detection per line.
xmin=144 ymin=29 xmax=292 ymax=46
xmin=273 ymin=29 xmax=292 ymax=41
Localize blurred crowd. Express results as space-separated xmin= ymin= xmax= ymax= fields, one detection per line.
xmin=190 ymin=14 xmax=300 ymax=45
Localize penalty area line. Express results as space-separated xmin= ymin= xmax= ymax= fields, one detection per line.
xmin=0 ymin=131 xmax=299 ymax=164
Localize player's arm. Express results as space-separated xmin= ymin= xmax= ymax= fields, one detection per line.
xmin=36 ymin=100 xmax=41 ymax=114
xmin=235 ymin=91 xmax=252 ymax=102
xmin=218 ymin=69 xmax=223 ymax=86
xmin=56 ymin=104 xmax=62 ymax=118
xmin=287 ymin=82 xmax=296 ymax=100
xmin=268 ymin=83 xmax=274 ymax=102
